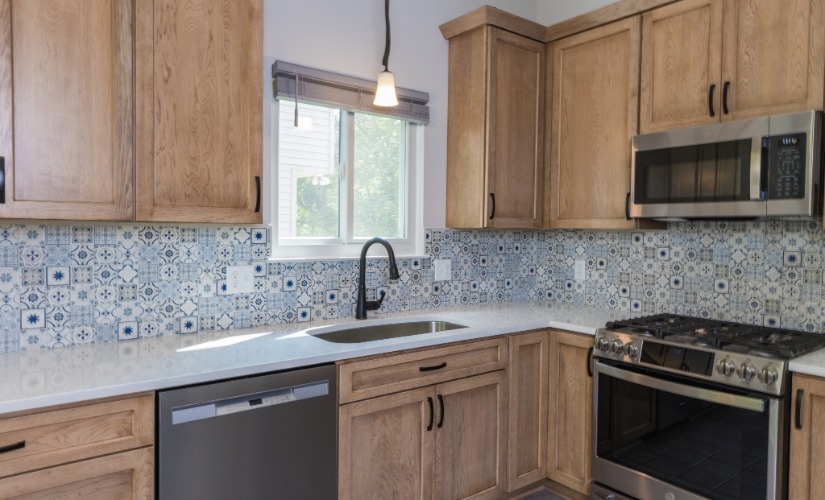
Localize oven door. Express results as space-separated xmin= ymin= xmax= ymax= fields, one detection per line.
xmin=593 ymin=360 xmax=787 ymax=500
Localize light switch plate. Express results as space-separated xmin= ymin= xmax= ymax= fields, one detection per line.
xmin=434 ymin=259 xmax=452 ymax=281
xmin=574 ymin=260 xmax=586 ymax=281
xmin=226 ymin=265 xmax=255 ymax=294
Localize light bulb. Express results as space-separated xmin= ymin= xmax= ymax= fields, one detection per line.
xmin=374 ymin=70 xmax=398 ymax=107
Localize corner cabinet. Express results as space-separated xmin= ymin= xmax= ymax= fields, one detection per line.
xmin=338 ymin=338 xmax=508 ymax=500
xmin=640 ymin=0 xmax=825 ymax=133
xmin=506 ymin=331 xmax=549 ymax=492
xmin=789 ymin=373 xmax=825 ymax=499
xmin=135 ymin=0 xmax=263 ymax=223
xmin=441 ymin=8 xmax=545 ymax=229
xmin=0 ymin=0 xmax=135 ymax=220
xmin=547 ymin=330 xmax=594 ymax=495
xmin=546 ymin=16 xmax=657 ymax=230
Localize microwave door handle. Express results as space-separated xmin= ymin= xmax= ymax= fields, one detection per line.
xmin=596 ymin=362 xmax=767 ymax=413
xmin=750 ymin=136 xmax=767 ymax=201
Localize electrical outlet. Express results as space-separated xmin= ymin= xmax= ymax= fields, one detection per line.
xmin=226 ymin=265 xmax=255 ymax=294
xmin=434 ymin=259 xmax=452 ymax=281
xmin=574 ymin=260 xmax=586 ymax=281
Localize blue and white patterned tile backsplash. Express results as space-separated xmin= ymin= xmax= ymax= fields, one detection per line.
xmin=2 ymin=219 xmax=825 ymax=352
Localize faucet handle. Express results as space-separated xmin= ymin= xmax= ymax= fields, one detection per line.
xmin=365 ymin=290 xmax=387 ymax=311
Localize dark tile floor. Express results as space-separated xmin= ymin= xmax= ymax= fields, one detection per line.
xmin=523 ymin=490 xmax=566 ymax=500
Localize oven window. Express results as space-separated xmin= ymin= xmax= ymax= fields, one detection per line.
xmin=596 ymin=370 xmax=769 ymax=499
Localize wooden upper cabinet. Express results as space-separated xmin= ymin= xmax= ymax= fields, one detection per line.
xmin=547 ymin=16 xmax=647 ymax=230
xmin=442 ymin=8 xmax=545 ymax=229
xmin=723 ymin=0 xmax=824 ymax=120
xmin=641 ymin=0 xmax=825 ymax=132
xmin=0 ymin=0 xmax=134 ymax=220
xmin=136 ymin=0 xmax=263 ymax=223
xmin=640 ymin=0 xmax=723 ymax=133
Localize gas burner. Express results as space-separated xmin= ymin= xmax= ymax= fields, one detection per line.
xmin=605 ymin=314 xmax=825 ymax=360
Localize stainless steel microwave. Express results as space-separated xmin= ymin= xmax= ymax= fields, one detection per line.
xmin=629 ymin=111 xmax=823 ymax=220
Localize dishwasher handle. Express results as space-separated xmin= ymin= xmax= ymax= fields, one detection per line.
xmin=171 ymin=380 xmax=330 ymax=425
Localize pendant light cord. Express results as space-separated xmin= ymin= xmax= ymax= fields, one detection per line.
xmin=381 ymin=0 xmax=391 ymax=71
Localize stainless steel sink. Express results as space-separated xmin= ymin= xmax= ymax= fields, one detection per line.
xmin=312 ymin=320 xmax=468 ymax=343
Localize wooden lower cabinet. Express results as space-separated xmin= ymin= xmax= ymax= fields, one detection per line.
xmin=339 ymin=371 xmax=506 ymax=500
xmin=790 ymin=373 xmax=825 ymax=499
xmin=0 ymin=394 xmax=154 ymax=499
xmin=547 ymin=330 xmax=594 ymax=495
xmin=0 ymin=447 xmax=154 ymax=499
xmin=506 ymin=331 xmax=549 ymax=491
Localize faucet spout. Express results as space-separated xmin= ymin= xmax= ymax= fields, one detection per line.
xmin=356 ymin=237 xmax=400 ymax=319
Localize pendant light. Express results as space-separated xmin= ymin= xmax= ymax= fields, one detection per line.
xmin=374 ymin=0 xmax=398 ymax=107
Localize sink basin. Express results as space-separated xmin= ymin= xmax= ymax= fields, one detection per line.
xmin=312 ymin=320 xmax=468 ymax=344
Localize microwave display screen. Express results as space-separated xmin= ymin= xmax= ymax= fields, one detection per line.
xmin=634 ymin=139 xmax=752 ymax=204
xmin=766 ymin=133 xmax=806 ymax=199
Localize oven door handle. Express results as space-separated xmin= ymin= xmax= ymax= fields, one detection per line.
xmin=597 ymin=362 xmax=767 ymax=413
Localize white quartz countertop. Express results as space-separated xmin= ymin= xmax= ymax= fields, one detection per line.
xmin=790 ymin=349 xmax=825 ymax=378
xmin=0 ymin=302 xmax=630 ymax=414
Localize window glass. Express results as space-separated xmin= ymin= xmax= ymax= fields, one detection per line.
xmin=353 ymin=113 xmax=406 ymax=239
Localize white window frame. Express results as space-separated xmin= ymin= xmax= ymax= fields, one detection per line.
xmin=268 ymin=99 xmax=423 ymax=260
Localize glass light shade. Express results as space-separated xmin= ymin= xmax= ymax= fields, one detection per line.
xmin=374 ymin=70 xmax=398 ymax=107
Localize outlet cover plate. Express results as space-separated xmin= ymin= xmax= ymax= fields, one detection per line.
xmin=434 ymin=259 xmax=452 ymax=281
xmin=226 ymin=265 xmax=255 ymax=294
xmin=574 ymin=260 xmax=586 ymax=281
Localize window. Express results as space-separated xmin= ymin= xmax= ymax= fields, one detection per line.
xmin=272 ymin=100 xmax=422 ymax=258
xmin=270 ymin=61 xmax=429 ymax=259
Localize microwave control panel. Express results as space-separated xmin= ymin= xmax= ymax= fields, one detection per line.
xmin=766 ymin=133 xmax=806 ymax=199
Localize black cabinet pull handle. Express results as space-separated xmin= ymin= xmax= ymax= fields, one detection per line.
xmin=437 ymin=394 xmax=444 ymax=428
xmin=625 ymin=192 xmax=631 ymax=220
xmin=796 ymin=389 xmax=804 ymax=429
xmin=426 ymin=397 xmax=434 ymax=431
xmin=587 ymin=346 xmax=594 ymax=378
xmin=254 ymin=176 xmax=261 ymax=213
xmin=708 ymin=83 xmax=716 ymax=117
xmin=419 ymin=362 xmax=447 ymax=372
xmin=0 ymin=156 xmax=5 ymax=204
xmin=0 ymin=440 xmax=24 ymax=454
xmin=489 ymin=193 xmax=495 ymax=220
xmin=722 ymin=81 xmax=730 ymax=115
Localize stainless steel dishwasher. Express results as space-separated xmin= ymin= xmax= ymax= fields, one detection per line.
xmin=157 ymin=364 xmax=337 ymax=499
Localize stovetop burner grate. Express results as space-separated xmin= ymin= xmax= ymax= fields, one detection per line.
xmin=605 ymin=314 xmax=825 ymax=359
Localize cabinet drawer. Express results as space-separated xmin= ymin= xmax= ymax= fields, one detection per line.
xmin=0 ymin=447 xmax=154 ymax=499
xmin=0 ymin=394 xmax=153 ymax=479
xmin=339 ymin=338 xmax=508 ymax=403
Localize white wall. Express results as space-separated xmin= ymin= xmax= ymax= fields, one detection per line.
xmin=537 ymin=0 xmax=619 ymax=26
xmin=263 ymin=0 xmax=538 ymax=229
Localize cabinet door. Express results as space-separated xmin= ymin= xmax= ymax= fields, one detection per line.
xmin=547 ymin=17 xmax=642 ymax=230
xmin=0 ymin=447 xmax=153 ymax=499
xmin=789 ymin=373 xmax=825 ymax=499
xmin=722 ymin=0 xmax=825 ymax=121
xmin=0 ymin=0 xmax=134 ymax=220
xmin=640 ymin=0 xmax=724 ymax=133
xmin=136 ymin=0 xmax=262 ymax=223
xmin=433 ymin=371 xmax=506 ymax=500
xmin=486 ymin=28 xmax=545 ymax=229
xmin=339 ymin=387 xmax=434 ymax=500
xmin=506 ymin=331 xmax=548 ymax=491
xmin=547 ymin=330 xmax=593 ymax=495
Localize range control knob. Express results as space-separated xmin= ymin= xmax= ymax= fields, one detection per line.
xmin=625 ymin=344 xmax=639 ymax=358
xmin=610 ymin=340 xmax=624 ymax=355
xmin=596 ymin=337 xmax=610 ymax=351
xmin=717 ymin=359 xmax=736 ymax=377
xmin=739 ymin=362 xmax=757 ymax=381
xmin=759 ymin=367 xmax=779 ymax=385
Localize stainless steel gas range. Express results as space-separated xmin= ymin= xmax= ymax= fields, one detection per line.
xmin=591 ymin=314 xmax=825 ymax=500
